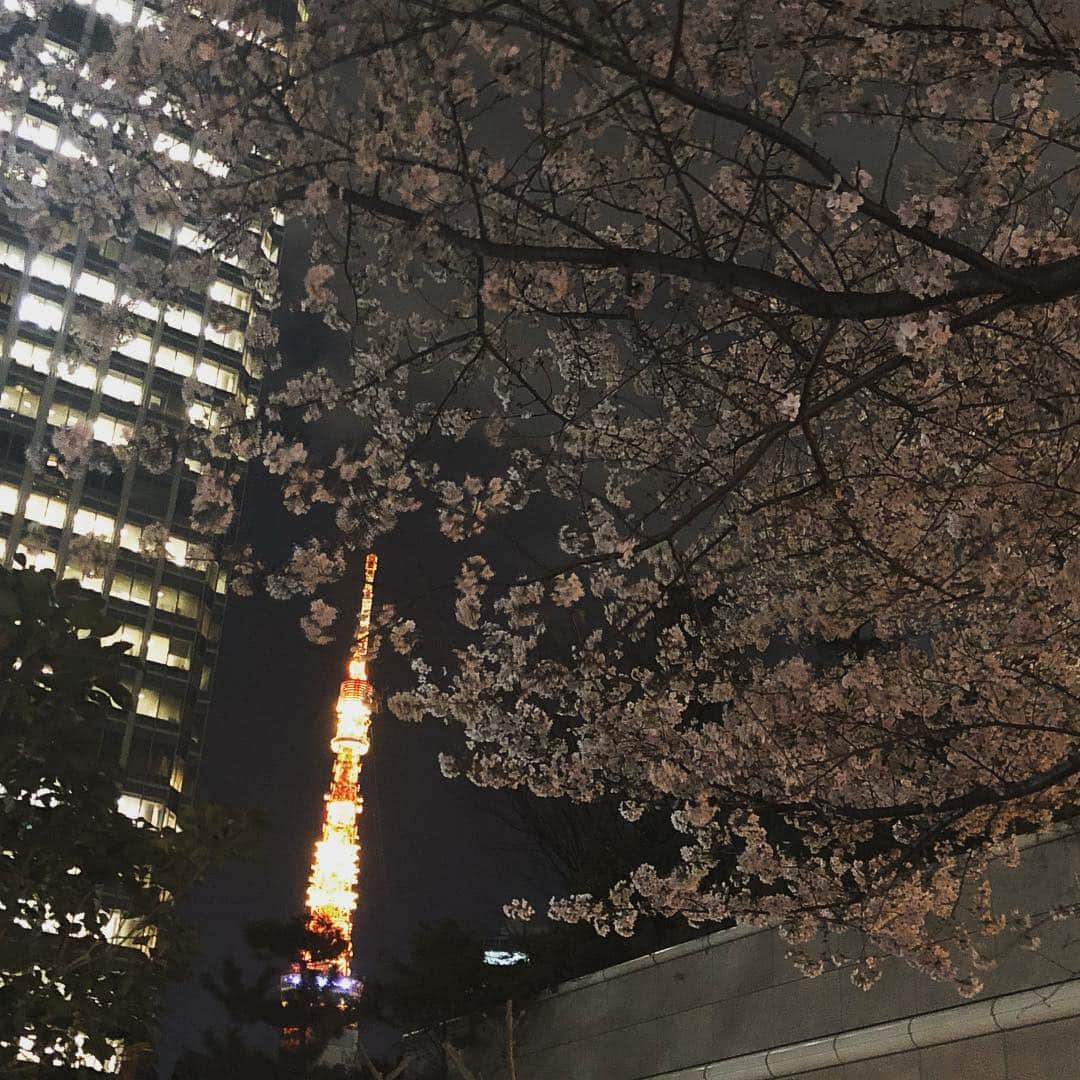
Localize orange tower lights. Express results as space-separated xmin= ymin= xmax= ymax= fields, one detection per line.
xmin=295 ymin=554 xmax=378 ymax=992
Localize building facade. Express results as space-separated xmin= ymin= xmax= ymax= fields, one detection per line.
xmin=0 ymin=0 xmax=280 ymax=828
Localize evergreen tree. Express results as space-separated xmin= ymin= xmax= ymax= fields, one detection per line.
xmin=0 ymin=559 xmax=258 ymax=1075
xmin=171 ymin=916 xmax=368 ymax=1080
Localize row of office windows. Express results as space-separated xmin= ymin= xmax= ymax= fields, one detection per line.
xmin=1 ymin=381 xmax=132 ymax=444
xmin=110 ymin=568 xmax=201 ymax=618
xmin=8 ymin=339 xmax=148 ymax=404
xmin=3 ymin=342 xmax=250 ymax=469
xmin=115 ymin=333 xmax=242 ymax=389
xmin=0 ymin=95 xmax=276 ymax=273
xmin=5 ymin=342 xmax=235 ymax=431
xmin=102 ymin=620 xmax=193 ymax=671
xmin=0 ymin=244 xmax=118 ymax=307
xmin=13 ymin=285 xmax=248 ymax=364
xmin=2 ymin=520 xmax=214 ymax=623
xmin=0 ymin=93 xmax=228 ymax=179
xmin=0 ymin=481 xmax=196 ymax=566
xmin=0 ymin=573 xmax=198 ymax=731
xmin=0 ymin=234 xmax=250 ymax=330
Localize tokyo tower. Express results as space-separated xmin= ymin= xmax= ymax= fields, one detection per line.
xmin=281 ymin=553 xmax=378 ymax=1038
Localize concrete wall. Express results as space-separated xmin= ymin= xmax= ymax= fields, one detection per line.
xmin=480 ymin=830 xmax=1080 ymax=1080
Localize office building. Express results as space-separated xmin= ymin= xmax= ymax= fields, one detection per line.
xmin=0 ymin=0 xmax=281 ymax=826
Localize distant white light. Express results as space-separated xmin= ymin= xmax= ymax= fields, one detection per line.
xmin=484 ymin=949 xmax=528 ymax=966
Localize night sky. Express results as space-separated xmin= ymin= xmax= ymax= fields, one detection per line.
xmin=157 ymin=226 xmax=543 ymax=1070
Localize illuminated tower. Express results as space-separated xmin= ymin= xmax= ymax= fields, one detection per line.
xmin=281 ymin=554 xmax=378 ymax=1044
xmin=306 ymin=551 xmax=378 ymax=973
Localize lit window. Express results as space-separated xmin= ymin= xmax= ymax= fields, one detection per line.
xmin=53 ymin=356 xmax=96 ymax=390
xmin=154 ymin=584 xmax=200 ymax=619
xmin=0 ymin=238 xmax=25 ymax=271
xmin=117 ymin=794 xmax=169 ymax=827
xmin=1 ymin=384 xmax=40 ymax=418
xmin=0 ymin=483 xmax=19 ymax=515
xmin=73 ymin=507 xmax=115 ymax=538
xmin=21 ymin=547 xmax=55 ymax=571
xmin=130 ymin=297 xmax=160 ymax=322
xmin=164 ymin=305 xmax=204 ymax=338
xmin=92 ymin=414 xmax=131 ymax=447
xmin=11 ymin=339 xmax=52 ymax=373
xmin=118 ymin=522 xmax=142 ymax=553
xmin=18 ymin=294 xmax=64 ymax=332
xmin=117 ymin=334 xmax=153 ymax=363
xmin=102 ymin=910 xmax=157 ymax=955
xmin=103 ymin=622 xmax=142 ymax=653
xmin=101 ymin=371 xmax=142 ymax=404
xmin=165 ymin=536 xmax=187 ymax=567
xmin=260 ymin=229 xmax=279 ymax=263
xmin=175 ymin=225 xmax=210 ymax=252
xmin=30 ymin=252 xmax=72 ymax=287
xmin=95 ymin=0 xmax=134 ymax=24
xmin=17 ymin=114 xmax=58 ymax=152
xmin=203 ymin=323 xmax=245 ymax=353
xmin=66 ymin=361 xmax=96 ymax=390
xmin=196 ymin=359 xmax=239 ymax=394
xmin=110 ymin=571 xmax=155 ymax=607
xmin=167 ymin=638 xmax=191 ymax=669
xmin=169 ymin=757 xmax=185 ymax=792
xmin=76 ymin=270 xmax=116 ymax=303
xmin=209 ymin=279 xmax=251 ymax=312
xmin=155 ymin=343 xmax=195 ymax=377
xmin=145 ymin=635 xmax=190 ymax=670
xmin=47 ymin=402 xmax=78 ymax=429
xmin=144 ymin=633 xmax=169 ymax=666
xmin=25 ymin=492 xmax=67 ymax=529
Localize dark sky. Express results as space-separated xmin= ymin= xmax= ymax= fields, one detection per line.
xmin=158 ymin=508 xmax=539 ymax=1069
xmin=156 ymin=231 xmax=545 ymax=1071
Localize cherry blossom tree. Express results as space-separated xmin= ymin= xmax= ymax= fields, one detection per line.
xmin=10 ymin=0 xmax=1080 ymax=991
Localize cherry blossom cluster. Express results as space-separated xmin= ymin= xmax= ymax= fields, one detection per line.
xmin=7 ymin=0 xmax=1080 ymax=991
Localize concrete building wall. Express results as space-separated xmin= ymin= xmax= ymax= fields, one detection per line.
xmin=484 ymin=829 xmax=1080 ymax=1080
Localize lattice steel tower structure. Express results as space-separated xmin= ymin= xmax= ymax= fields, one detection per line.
xmin=281 ymin=556 xmax=377 ymax=1052
xmin=306 ymin=552 xmax=378 ymax=974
